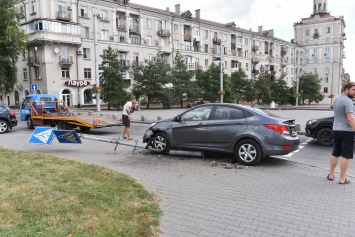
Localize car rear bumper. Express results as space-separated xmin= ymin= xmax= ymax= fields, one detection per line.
xmin=263 ymin=136 xmax=300 ymax=156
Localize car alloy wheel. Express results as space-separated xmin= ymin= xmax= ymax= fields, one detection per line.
xmin=316 ymin=128 xmax=333 ymax=146
xmin=235 ymin=139 xmax=262 ymax=166
xmin=152 ymin=132 xmax=170 ymax=152
xmin=0 ymin=120 xmax=9 ymax=133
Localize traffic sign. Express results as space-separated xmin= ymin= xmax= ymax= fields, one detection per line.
xmin=53 ymin=130 xmax=82 ymax=144
xmin=28 ymin=127 xmax=56 ymax=145
xmin=31 ymin=84 xmax=38 ymax=90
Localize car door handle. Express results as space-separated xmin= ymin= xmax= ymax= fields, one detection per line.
xmin=234 ymin=122 xmax=244 ymax=125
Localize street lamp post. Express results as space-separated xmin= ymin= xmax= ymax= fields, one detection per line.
xmin=295 ymin=49 xmax=299 ymax=107
xmin=93 ymin=2 xmax=100 ymax=112
xmin=220 ymin=44 xmax=224 ymax=103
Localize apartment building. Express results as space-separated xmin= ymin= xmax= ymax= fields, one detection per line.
xmin=294 ymin=0 xmax=347 ymax=104
xmin=5 ymin=0 xmax=343 ymax=106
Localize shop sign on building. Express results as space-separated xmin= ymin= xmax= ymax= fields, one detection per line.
xmin=65 ymin=80 xmax=91 ymax=87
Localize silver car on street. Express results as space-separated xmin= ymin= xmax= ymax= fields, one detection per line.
xmin=143 ymin=103 xmax=300 ymax=166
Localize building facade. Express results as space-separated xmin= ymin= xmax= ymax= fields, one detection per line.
xmin=3 ymin=0 xmax=346 ymax=106
xmin=294 ymin=0 xmax=347 ymax=104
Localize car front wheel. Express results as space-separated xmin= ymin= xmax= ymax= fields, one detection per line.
xmin=0 ymin=120 xmax=9 ymax=133
xmin=152 ymin=132 xmax=170 ymax=152
xmin=316 ymin=128 xmax=333 ymax=146
xmin=235 ymin=139 xmax=262 ymax=166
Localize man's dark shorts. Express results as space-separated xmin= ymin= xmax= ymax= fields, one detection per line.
xmin=332 ymin=130 xmax=355 ymax=159
xmin=122 ymin=114 xmax=130 ymax=127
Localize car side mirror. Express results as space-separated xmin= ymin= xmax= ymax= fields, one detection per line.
xmin=176 ymin=115 xmax=181 ymax=122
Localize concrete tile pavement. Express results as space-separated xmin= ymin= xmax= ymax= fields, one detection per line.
xmin=1 ymin=119 xmax=354 ymax=236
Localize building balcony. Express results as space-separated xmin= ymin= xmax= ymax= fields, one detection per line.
xmin=27 ymin=31 xmax=81 ymax=45
xmin=186 ymin=63 xmax=196 ymax=70
xmin=313 ymin=33 xmax=320 ymax=38
xmin=213 ymin=38 xmax=221 ymax=45
xmin=252 ymin=57 xmax=260 ymax=64
xmin=252 ymin=69 xmax=259 ymax=74
xmin=116 ymin=22 xmax=126 ymax=31
xmin=159 ymin=46 xmax=172 ymax=54
xmin=28 ymin=56 xmax=40 ymax=67
xmin=59 ymin=56 xmax=74 ymax=65
xmin=252 ymin=45 xmax=259 ymax=51
xmin=119 ymin=60 xmax=130 ymax=69
xmin=184 ymin=34 xmax=191 ymax=41
xmin=129 ymin=25 xmax=140 ymax=34
xmin=236 ymin=43 xmax=243 ymax=49
xmin=131 ymin=61 xmax=144 ymax=69
xmin=231 ymin=67 xmax=239 ymax=73
xmin=157 ymin=29 xmax=170 ymax=37
xmin=56 ymin=11 xmax=72 ymax=21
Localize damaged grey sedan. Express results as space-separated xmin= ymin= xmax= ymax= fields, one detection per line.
xmin=143 ymin=103 xmax=299 ymax=166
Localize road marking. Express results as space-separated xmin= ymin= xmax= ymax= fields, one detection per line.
xmin=283 ymin=138 xmax=312 ymax=158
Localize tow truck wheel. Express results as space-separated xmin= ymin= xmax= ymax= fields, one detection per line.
xmin=80 ymin=126 xmax=91 ymax=132
xmin=57 ymin=121 xmax=66 ymax=130
xmin=26 ymin=117 xmax=34 ymax=129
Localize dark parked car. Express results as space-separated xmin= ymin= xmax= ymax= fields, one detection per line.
xmin=143 ymin=103 xmax=300 ymax=166
xmin=305 ymin=117 xmax=334 ymax=146
xmin=0 ymin=104 xmax=18 ymax=133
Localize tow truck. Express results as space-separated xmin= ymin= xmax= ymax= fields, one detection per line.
xmin=20 ymin=94 xmax=121 ymax=131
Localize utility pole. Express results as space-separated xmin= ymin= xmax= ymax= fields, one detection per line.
xmin=93 ymin=4 xmax=100 ymax=112
xmin=220 ymin=44 xmax=224 ymax=103
xmin=295 ymin=49 xmax=299 ymax=107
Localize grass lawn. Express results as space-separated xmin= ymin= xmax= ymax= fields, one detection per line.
xmin=0 ymin=147 xmax=161 ymax=236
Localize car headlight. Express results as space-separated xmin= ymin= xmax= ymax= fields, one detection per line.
xmin=306 ymin=119 xmax=318 ymax=125
xmin=150 ymin=122 xmax=156 ymax=128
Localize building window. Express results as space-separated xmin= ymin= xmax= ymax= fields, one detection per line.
xmin=31 ymin=1 xmax=36 ymax=14
xmin=313 ymin=48 xmax=318 ymax=54
xmin=224 ymin=34 xmax=227 ymax=41
xmin=62 ymin=67 xmax=70 ymax=78
xmin=326 ymin=37 xmax=331 ymax=43
xmin=324 ymin=77 xmax=328 ymax=83
xmin=146 ymin=36 xmax=152 ymax=46
xmin=305 ymin=59 xmax=309 ymax=64
xmin=22 ymin=50 xmax=28 ymax=60
xmin=83 ymin=48 xmax=90 ymax=59
xmin=119 ymin=35 xmax=126 ymax=43
xmin=204 ymin=44 xmax=208 ymax=53
xmin=101 ymin=30 xmax=109 ymax=40
xmin=314 ymin=58 xmax=318 ymax=63
xmin=325 ymin=47 xmax=330 ymax=53
xmin=23 ymin=68 xmax=28 ymax=80
xmin=58 ymin=1 xmax=66 ymax=13
xmin=205 ymin=30 xmax=208 ymax=38
xmin=324 ymin=87 xmax=328 ymax=93
xmin=325 ymin=67 xmax=329 ymax=73
xmin=80 ymin=6 xmax=88 ymax=17
xmin=173 ymin=40 xmax=178 ymax=50
xmin=314 ymin=29 xmax=318 ymax=34
xmin=81 ymin=27 xmax=89 ymax=38
xmin=306 ymin=30 xmax=310 ymax=36
xmin=305 ymin=49 xmax=310 ymax=54
xmin=245 ymin=38 xmax=248 ymax=45
xmin=291 ymin=68 xmax=294 ymax=74
xmin=245 ymin=63 xmax=248 ymax=71
xmin=35 ymin=68 xmax=39 ymax=79
xmin=131 ymin=35 xmax=141 ymax=45
xmin=326 ymin=27 xmax=331 ymax=33
xmin=325 ymin=57 xmax=330 ymax=63
xmin=306 ymin=39 xmax=310 ymax=45
xmin=147 ymin=18 xmax=152 ymax=29
xmin=101 ymin=10 xmax=109 ymax=21
xmin=205 ymin=59 xmax=208 ymax=67
xmin=84 ymin=68 xmax=91 ymax=79
xmin=314 ymin=39 xmax=318 ymax=44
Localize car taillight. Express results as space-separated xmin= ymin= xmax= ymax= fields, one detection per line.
xmin=10 ymin=111 xmax=16 ymax=117
xmin=264 ymin=124 xmax=290 ymax=134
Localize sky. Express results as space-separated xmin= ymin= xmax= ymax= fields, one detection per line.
xmin=131 ymin=0 xmax=355 ymax=80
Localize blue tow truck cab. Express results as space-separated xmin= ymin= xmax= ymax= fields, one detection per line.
xmin=20 ymin=94 xmax=57 ymax=121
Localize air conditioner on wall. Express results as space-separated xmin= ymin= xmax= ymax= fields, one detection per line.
xmin=110 ymin=36 xmax=114 ymax=40
xmin=97 ymin=14 xmax=101 ymax=19
xmin=67 ymin=6 xmax=72 ymax=10
xmin=77 ymin=50 xmax=82 ymax=55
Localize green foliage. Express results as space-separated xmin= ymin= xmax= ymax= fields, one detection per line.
xmin=132 ymin=56 xmax=172 ymax=108
xmin=99 ymin=46 xmax=129 ymax=109
xmin=0 ymin=0 xmax=27 ymax=94
xmin=230 ymin=68 xmax=257 ymax=103
xmin=270 ymin=78 xmax=291 ymax=105
xmin=294 ymin=73 xmax=324 ymax=104
xmin=171 ymin=51 xmax=200 ymax=107
xmin=254 ymin=66 xmax=272 ymax=104
xmin=196 ymin=63 xmax=232 ymax=103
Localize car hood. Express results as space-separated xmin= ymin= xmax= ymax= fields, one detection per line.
xmin=310 ymin=116 xmax=334 ymax=121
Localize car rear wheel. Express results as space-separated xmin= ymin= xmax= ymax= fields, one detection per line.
xmin=27 ymin=117 xmax=34 ymax=129
xmin=152 ymin=132 xmax=170 ymax=152
xmin=316 ymin=128 xmax=333 ymax=146
xmin=235 ymin=139 xmax=262 ymax=166
xmin=0 ymin=120 xmax=9 ymax=133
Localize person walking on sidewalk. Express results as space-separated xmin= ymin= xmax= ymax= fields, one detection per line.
xmin=121 ymin=97 xmax=137 ymax=140
xmin=328 ymin=82 xmax=355 ymax=184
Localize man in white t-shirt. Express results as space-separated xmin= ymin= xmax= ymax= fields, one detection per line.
xmin=121 ymin=98 xmax=137 ymax=140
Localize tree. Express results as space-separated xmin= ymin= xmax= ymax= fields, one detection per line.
xmin=270 ymin=76 xmax=291 ymax=105
xmin=295 ymin=73 xmax=324 ymax=104
xmin=254 ymin=66 xmax=272 ymax=104
xmin=230 ymin=68 xmax=257 ymax=103
xmin=132 ymin=56 xmax=172 ymax=108
xmin=196 ymin=63 xmax=233 ymax=103
xmin=171 ymin=51 xmax=199 ymax=107
xmin=99 ymin=45 xmax=129 ymax=109
xmin=0 ymin=0 xmax=27 ymax=94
